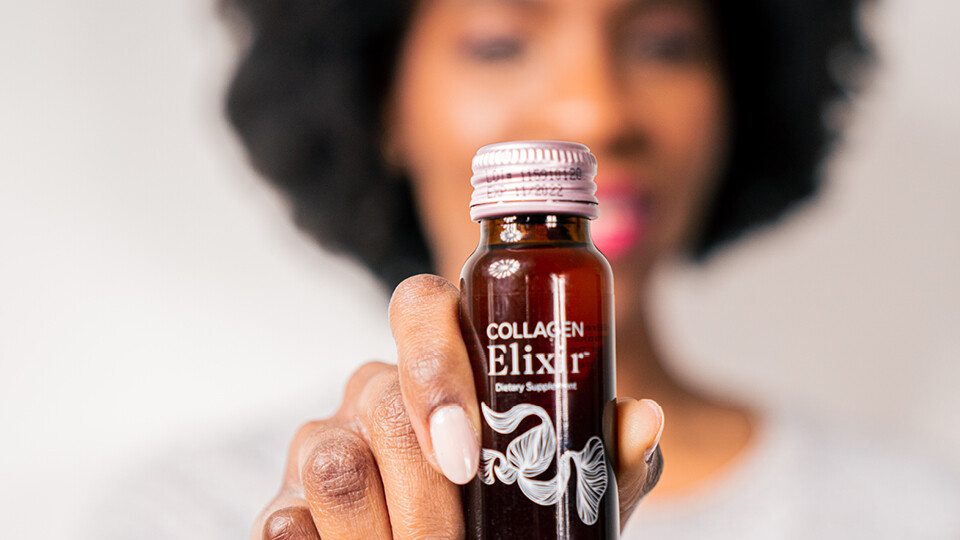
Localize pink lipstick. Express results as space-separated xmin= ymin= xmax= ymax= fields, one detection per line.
xmin=591 ymin=184 xmax=651 ymax=261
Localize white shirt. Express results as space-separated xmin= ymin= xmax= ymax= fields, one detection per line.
xmin=626 ymin=409 xmax=960 ymax=539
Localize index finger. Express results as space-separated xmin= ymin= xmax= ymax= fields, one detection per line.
xmin=389 ymin=274 xmax=480 ymax=485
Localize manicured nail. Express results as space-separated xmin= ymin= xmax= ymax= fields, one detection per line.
xmin=430 ymin=405 xmax=479 ymax=484
xmin=642 ymin=399 xmax=664 ymax=463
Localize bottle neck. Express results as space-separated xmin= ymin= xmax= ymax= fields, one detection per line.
xmin=479 ymin=214 xmax=592 ymax=247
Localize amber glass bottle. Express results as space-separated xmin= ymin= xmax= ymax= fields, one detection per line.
xmin=460 ymin=141 xmax=618 ymax=539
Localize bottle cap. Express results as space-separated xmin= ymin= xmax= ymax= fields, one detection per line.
xmin=470 ymin=140 xmax=598 ymax=221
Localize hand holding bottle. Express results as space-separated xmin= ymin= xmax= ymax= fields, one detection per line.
xmin=252 ymin=275 xmax=663 ymax=540
xmin=253 ymin=141 xmax=664 ymax=539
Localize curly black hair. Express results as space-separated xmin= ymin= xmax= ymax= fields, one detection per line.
xmin=223 ymin=0 xmax=870 ymax=290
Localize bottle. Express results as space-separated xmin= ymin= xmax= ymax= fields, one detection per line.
xmin=460 ymin=141 xmax=618 ymax=539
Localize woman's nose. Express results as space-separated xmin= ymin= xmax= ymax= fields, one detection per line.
xmin=538 ymin=35 xmax=633 ymax=152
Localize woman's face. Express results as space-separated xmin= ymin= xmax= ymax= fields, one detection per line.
xmin=387 ymin=0 xmax=728 ymax=311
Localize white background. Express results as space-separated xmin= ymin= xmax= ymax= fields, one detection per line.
xmin=1 ymin=0 xmax=958 ymax=536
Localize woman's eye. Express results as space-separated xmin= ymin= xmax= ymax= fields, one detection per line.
xmin=461 ymin=37 xmax=526 ymax=62
xmin=624 ymin=31 xmax=706 ymax=64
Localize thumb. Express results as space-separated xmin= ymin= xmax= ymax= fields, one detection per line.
xmin=615 ymin=398 xmax=664 ymax=528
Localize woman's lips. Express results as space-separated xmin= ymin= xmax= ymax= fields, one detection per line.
xmin=592 ymin=184 xmax=651 ymax=261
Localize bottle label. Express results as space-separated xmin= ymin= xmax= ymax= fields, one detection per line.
xmin=484 ymin=320 xmax=593 ymax=382
xmin=478 ymin=402 xmax=609 ymax=525
xmin=462 ymin=256 xmax=616 ymax=537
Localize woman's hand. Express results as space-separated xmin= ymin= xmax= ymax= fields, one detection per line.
xmin=252 ymin=275 xmax=664 ymax=540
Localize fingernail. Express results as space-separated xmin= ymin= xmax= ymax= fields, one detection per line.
xmin=430 ymin=405 xmax=479 ymax=485
xmin=642 ymin=399 xmax=664 ymax=463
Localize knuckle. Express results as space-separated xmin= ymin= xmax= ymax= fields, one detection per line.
xmin=362 ymin=372 xmax=419 ymax=452
xmin=401 ymin=343 xmax=455 ymax=398
xmin=291 ymin=421 xmax=321 ymax=449
xmin=390 ymin=274 xmax=457 ymax=313
xmin=261 ymin=506 xmax=319 ymax=540
xmin=301 ymin=428 xmax=377 ymax=509
xmin=346 ymin=361 xmax=392 ymax=390
xmin=338 ymin=361 xmax=393 ymax=418
xmin=403 ymin=341 xmax=447 ymax=376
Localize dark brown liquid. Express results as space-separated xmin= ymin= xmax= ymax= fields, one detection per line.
xmin=460 ymin=215 xmax=618 ymax=540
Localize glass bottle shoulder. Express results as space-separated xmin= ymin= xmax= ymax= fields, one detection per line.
xmin=460 ymin=242 xmax=613 ymax=297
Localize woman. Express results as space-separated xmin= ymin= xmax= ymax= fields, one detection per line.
xmin=218 ymin=0 xmax=960 ymax=538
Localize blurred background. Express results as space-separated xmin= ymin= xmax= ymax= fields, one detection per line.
xmin=0 ymin=0 xmax=957 ymax=536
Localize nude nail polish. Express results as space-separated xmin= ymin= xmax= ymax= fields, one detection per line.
xmin=430 ymin=405 xmax=480 ymax=485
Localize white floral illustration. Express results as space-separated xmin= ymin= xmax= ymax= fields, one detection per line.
xmin=488 ymin=258 xmax=520 ymax=279
xmin=479 ymin=402 xmax=608 ymax=525
xmin=499 ymin=228 xmax=522 ymax=242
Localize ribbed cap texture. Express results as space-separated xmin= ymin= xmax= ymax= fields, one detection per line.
xmin=470 ymin=140 xmax=598 ymax=221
